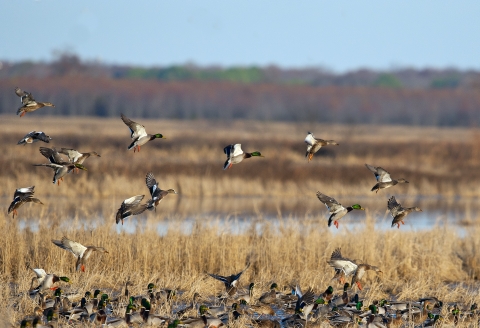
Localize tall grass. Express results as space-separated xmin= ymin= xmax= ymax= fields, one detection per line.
xmin=1 ymin=116 xmax=480 ymax=325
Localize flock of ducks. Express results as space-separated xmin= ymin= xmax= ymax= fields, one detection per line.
xmin=8 ymin=88 xmax=463 ymax=327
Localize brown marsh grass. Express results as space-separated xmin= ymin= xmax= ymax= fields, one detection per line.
xmin=1 ymin=115 xmax=480 ymax=325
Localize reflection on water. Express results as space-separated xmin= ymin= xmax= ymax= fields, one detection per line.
xmin=8 ymin=194 xmax=480 ymax=237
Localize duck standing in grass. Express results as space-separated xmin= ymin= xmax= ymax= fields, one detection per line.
xmin=15 ymin=87 xmax=55 ymax=117
xmin=121 ymin=113 xmax=166 ymax=152
xmin=207 ymin=264 xmax=250 ymax=296
xmin=145 ymin=172 xmax=178 ymax=211
xmin=51 ymin=236 xmax=109 ymax=272
xmin=304 ymin=132 xmax=339 ymax=162
xmin=316 ymin=191 xmax=364 ymax=228
xmin=388 ymin=196 xmax=422 ymax=229
xmin=365 ymin=164 xmax=409 ymax=193
xmin=223 ymin=144 xmax=264 ymax=170
xmin=115 ymin=195 xmax=149 ymax=225
xmin=17 ymin=131 xmax=52 ymax=145
xmin=8 ymin=186 xmax=43 ymax=218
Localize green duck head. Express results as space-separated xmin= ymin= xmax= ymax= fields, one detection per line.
xmin=343 ymin=283 xmax=350 ymax=291
xmin=351 ymin=204 xmax=365 ymax=211
xmin=59 ymin=276 xmax=71 ymax=283
xmin=168 ymin=319 xmax=181 ymax=328
xmin=153 ymin=133 xmax=166 ymax=139
xmin=125 ymin=304 xmax=135 ymax=314
xmin=232 ymin=303 xmax=238 ymax=310
xmin=325 ymin=286 xmax=334 ymax=295
xmin=379 ymin=299 xmax=388 ymax=306
xmin=94 ymin=289 xmax=101 ymax=298
xmin=54 ymin=288 xmax=62 ymax=297
xmin=356 ymin=301 xmax=363 ymax=311
xmin=199 ymin=304 xmax=209 ymax=315
xmin=129 ymin=296 xmax=135 ymax=305
xmin=97 ymin=299 xmax=106 ymax=310
xmin=315 ymin=297 xmax=326 ymax=305
xmin=250 ymin=151 xmax=264 ymax=157
xmin=141 ymin=298 xmax=151 ymax=310
xmin=84 ymin=291 xmax=91 ymax=299
xmin=270 ymin=282 xmax=278 ymax=290
xmin=20 ymin=320 xmax=31 ymax=328
xmin=147 ymin=283 xmax=156 ymax=292
xmin=240 ymin=299 xmax=248 ymax=305
xmin=369 ymin=304 xmax=378 ymax=314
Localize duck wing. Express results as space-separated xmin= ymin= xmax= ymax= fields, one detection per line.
xmin=15 ymin=87 xmax=35 ymax=104
xmin=52 ymin=236 xmax=87 ymax=258
xmin=121 ymin=113 xmax=147 ymax=139
xmin=365 ymin=164 xmax=392 ymax=182
xmin=387 ymin=196 xmax=405 ymax=217
xmin=39 ymin=147 xmax=67 ymax=164
xmin=316 ymin=191 xmax=345 ymax=213
xmin=145 ymin=172 xmax=159 ymax=197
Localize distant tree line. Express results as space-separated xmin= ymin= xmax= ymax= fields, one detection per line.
xmin=0 ymin=53 xmax=479 ymax=126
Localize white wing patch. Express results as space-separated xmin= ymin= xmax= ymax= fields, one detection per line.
xmin=231 ymin=144 xmax=244 ymax=157
xmin=304 ymin=133 xmax=316 ymax=146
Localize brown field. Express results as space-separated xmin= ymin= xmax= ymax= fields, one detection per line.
xmin=1 ymin=115 xmax=480 ymax=326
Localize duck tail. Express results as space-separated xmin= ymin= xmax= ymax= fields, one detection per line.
xmin=326 ymin=140 xmax=339 ymax=146
xmin=223 ymin=159 xmax=231 ymax=170
xmin=370 ymin=184 xmax=379 ymax=192
xmin=328 ymin=215 xmax=334 ymax=227
xmin=127 ymin=140 xmax=136 ymax=150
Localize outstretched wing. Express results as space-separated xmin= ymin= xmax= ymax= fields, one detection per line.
xmin=316 ymin=191 xmax=344 ymax=213
xmin=52 ymin=236 xmax=87 ymax=258
xmin=33 ymin=132 xmax=51 ymax=143
xmin=304 ymin=132 xmax=317 ymax=146
xmin=145 ymin=172 xmax=158 ymax=197
xmin=327 ymin=248 xmax=358 ymax=276
xmin=15 ymin=87 xmax=35 ymax=104
xmin=39 ymin=147 xmax=67 ymax=164
xmin=365 ymin=164 xmax=392 ymax=182
xmin=121 ymin=113 xmax=147 ymax=139
xmin=224 ymin=144 xmax=243 ymax=158
xmin=387 ymin=196 xmax=404 ymax=217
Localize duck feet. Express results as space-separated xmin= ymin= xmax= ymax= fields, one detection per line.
xmin=356 ymin=281 xmax=363 ymax=291
xmin=20 ymin=111 xmax=26 ymax=117
xmin=334 ymin=221 xmax=339 ymax=229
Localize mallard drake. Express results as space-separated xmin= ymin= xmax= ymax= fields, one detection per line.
xmin=235 ymin=282 xmax=255 ymax=303
xmin=207 ymin=263 xmax=250 ymax=296
xmin=316 ymin=192 xmax=364 ymax=228
xmin=304 ymin=132 xmax=339 ymax=162
xmin=115 ymin=195 xmax=149 ymax=225
xmin=259 ymin=283 xmax=278 ymax=304
xmin=51 ymin=236 xmax=108 ymax=272
xmin=121 ymin=113 xmax=165 ymax=152
xmin=223 ymin=144 xmax=264 ymax=170
xmin=31 ymin=274 xmax=71 ymax=294
xmin=330 ymin=283 xmax=350 ymax=307
xmin=141 ymin=298 xmax=169 ymax=325
xmin=365 ymin=164 xmax=409 ymax=193
xmin=387 ymin=196 xmax=422 ymax=229
xmin=33 ymin=163 xmax=87 ymax=185
xmin=145 ymin=172 xmax=177 ymax=211
xmin=17 ymin=131 xmax=52 ymax=145
xmin=15 ymin=87 xmax=55 ymax=117
xmin=351 ymin=264 xmax=382 ymax=291
xmin=8 ymin=186 xmax=43 ymax=218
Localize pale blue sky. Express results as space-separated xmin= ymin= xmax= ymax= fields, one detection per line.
xmin=1 ymin=1 xmax=479 ymax=72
